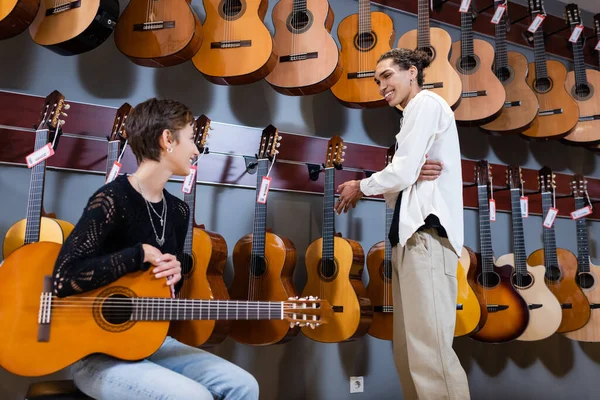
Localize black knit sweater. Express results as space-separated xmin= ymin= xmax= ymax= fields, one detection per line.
xmin=52 ymin=174 xmax=189 ymax=297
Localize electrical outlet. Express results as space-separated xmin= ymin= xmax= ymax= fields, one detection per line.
xmin=350 ymin=376 xmax=364 ymax=393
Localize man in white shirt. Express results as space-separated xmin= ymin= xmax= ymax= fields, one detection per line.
xmin=335 ymin=48 xmax=470 ymax=400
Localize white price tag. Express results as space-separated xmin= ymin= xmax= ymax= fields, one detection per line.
xmin=491 ymin=4 xmax=506 ymax=24
xmin=459 ymin=0 xmax=472 ymax=13
xmin=596 ymin=40 xmax=600 ymax=52
xmin=569 ymin=25 xmax=584 ymax=43
xmin=489 ymin=199 xmax=496 ymax=221
xmin=105 ymin=161 xmax=122 ymax=183
xmin=528 ymin=14 xmax=546 ymax=33
xmin=543 ymin=207 xmax=558 ymax=228
xmin=257 ymin=176 xmax=271 ymax=204
xmin=25 ymin=143 xmax=55 ymax=168
xmin=520 ymin=196 xmax=529 ymax=218
xmin=181 ymin=166 xmax=197 ymax=194
xmin=571 ymin=205 xmax=592 ymax=220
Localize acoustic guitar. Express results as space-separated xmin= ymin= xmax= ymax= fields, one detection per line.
xmin=561 ymin=4 xmax=600 ymax=145
xmin=590 ymin=14 xmax=600 ymax=152
xmin=0 ymin=241 xmax=331 ymax=377
xmin=469 ymin=160 xmax=529 ymax=343
xmin=114 ymin=0 xmax=203 ymax=67
xmin=301 ymin=135 xmax=372 ymax=342
xmin=527 ymin=167 xmax=591 ymax=333
xmin=329 ymin=0 xmax=394 ymax=108
xmin=455 ymin=246 xmax=487 ymax=337
xmin=450 ymin=3 xmax=505 ymax=124
xmin=480 ymin=0 xmax=539 ymax=134
xmin=229 ymin=125 xmax=300 ymax=345
xmin=28 ymin=0 xmax=119 ymax=56
xmin=495 ymin=165 xmax=561 ymax=341
xmin=396 ymin=0 xmax=462 ymax=110
xmin=168 ymin=115 xmax=231 ymax=348
xmin=562 ymin=175 xmax=600 ymax=342
xmin=265 ymin=0 xmax=342 ymax=95
xmin=365 ymin=145 xmax=394 ymax=341
xmin=2 ymin=90 xmax=74 ymax=259
xmin=191 ymin=0 xmax=276 ymax=84
xmin=521 ymin=0 xmax=579 ymax=140
xmin=0 ymin=0 xmax=39 ymax=40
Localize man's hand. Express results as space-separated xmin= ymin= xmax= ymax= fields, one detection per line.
xmin=418 ymin=159 xmax=443 ymax=181
xmin=335 ymin=180 xmax=364 ymax=214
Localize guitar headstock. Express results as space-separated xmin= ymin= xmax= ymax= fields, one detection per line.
xmin=324 ymin=135 xmax=345 ymax=169
xmin=538 ymin=166 xmax=556 ymax=194
xmin=474 ymin=160 xmax=492 ymax=186
xmin=594 ymin=13 xmax=600 ymax=37
xmin=506 ymin=164 xmax=523 ymax=190
xmin=283 ymin=296 xmax=333 ymax=328
xmin=257 ymin=124 xmax=281 ymax=160
xmin=571 ymin=174 xmax=587 ymax=197
xmin=386 ymin=144 xmax=395 ymax=166
xmin=528 ymin=0 xmax=543 ymax=16
xmin=36 ymin=90 xmax=68 ymax=133
xmin=108 ymin=103 xmax=132 ymax=145
xmin=564 ymin=3 xmax=581 ymax=28
xmin=194 ymin=114 xmax=211 ymax=154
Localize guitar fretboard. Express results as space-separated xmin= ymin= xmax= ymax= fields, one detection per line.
xmin=532 ymin=12 xmax=549 ymax=80
xmin=417 ymin=0 xmax=430 ymax=49
xmin=24 ymin=129 xmax=50 ymax=245
xmin=182 ymin=155 xmax=198 ymax=259
xmin=105 ymin=141 xmax=121 ymax=177
xmin=493 ymin=0 xmax=509 ymax=72
xmin=251 ymin=160 xmax=269 ymax=260
xmin=477 ymin=185 xmax=494 ymax=273
xmin=509 ymin=189 xmax=528 ymax=275
xmin=383 ymin=205 xmax=394 ymax=279
xmin=358 ymin=0 xmax=372 ymax=34
xmin=574 ymin=197 xmax=591 ymax=273
xmin=540 ymin=192 xmax=559 ymax=272
xmin=569 ymin=24 xmax=589 ymax=92
xmin=322 ymin=168 xmax=336 ymax=262
xmin=460 ymin=6 xmax=475 ymax=58
xmin=292 ymin=0 xmax=307 ymax=13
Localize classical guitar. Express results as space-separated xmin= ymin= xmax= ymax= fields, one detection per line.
xmin=365 ymin=145 xmax=394 ymax=341
xmin=2 ymin=90 xmax=74 ymax=259
xmin=28 ymin=0 xmax=119 ymax=56
xmin=455 ymin=246 xmax=487 ymax=337
xmin=0 ymin=241 xmax=331 ymax=377
xmin=191 ymin=0 xmax=276 ymax=84
xmin=521 ymin=0 xmax=579 ymax=140
xmin=563 ymin=175 xmax=600 ymax=342
xmin=527 ymin=167 xmax=591 ymax=333
xmin=168 ymin=115 xmax=231 ymax=348
xmin=0 ymin=0 xmax=39 ymax=40
xmin=265 ymin=0 xmax=342 ymax=95
xmin=469 ymin=161 xmax=529 ymax=343
xmin=114 ymin=0 xmax=203 ymax=67
xmin=301 ymin=136 xmax=372 ymax=342
xmin=495 ymin=165 xmax=561 ymax=341
xmin=104 ymin=103 xmax=132 ymax=181
xmin=229 ymin=125 xmax=299 ymax=345
xmin=450 ymin=3 xmax=505 ymax=124
xmin=396 ymin=0 xmax=462 ymax=109
xmin=330 ymin=0 xmax=394 ymax=108
xmin=480 ymin=0 xmax=539 ymax=134
xmin=561 ymin=4 xmax=600 ymax=145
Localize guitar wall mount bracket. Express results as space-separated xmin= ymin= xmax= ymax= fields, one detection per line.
xmin=307 ymin=163 xmax=324 ymax=181
xmin=244 ymin=155 xmax=258 ymax=174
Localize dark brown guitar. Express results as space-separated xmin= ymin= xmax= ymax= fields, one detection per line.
xmin=0 ymin=0 xmax=39 ymax=40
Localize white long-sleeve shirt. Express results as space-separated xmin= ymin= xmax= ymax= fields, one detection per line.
xmin=359 ymin=90 xmax=464 ymax=256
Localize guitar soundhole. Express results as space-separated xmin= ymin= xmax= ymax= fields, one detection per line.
xmin=319 ymin=258 xmax=339 ymax=282
xmin=418 ymin=46 xmax=435 ymax=62
xmin=286 ymin=10 xmax=313 ymax=34
xmin=577 ymin=272 xmax=595 ymax=290
xmin=511 ymin=272 xmax=534 ymax=289
xmin=102 ymin=294 xmax=132 ymax=325
xmin=545 ymin=265 xmax=561 ymax=282
xmin=571 ymin=83 xmax=594 ymax=101
xmin=534 ymin=77 xmax=553 ymax=93
xmin=250 ymin=256 xmax=268 ymax=278
xmin=354 ymin=32 xmax=377 ymax=52
xmin=380 ymin=260 xmax=393 ymax=282
xmin=458 ymin=55 xmax=478 ymax=74
xmin=219 ymin=0 xmax=246 ymax=20
xmin=477 ymin=271 xmax=500 ymax=288
xmin=180 ymin=252 xmax=194 ymax=277
xmin=496 ymin=66 xmax=513 ymax=83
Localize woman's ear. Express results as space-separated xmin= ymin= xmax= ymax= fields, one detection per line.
xmin=160 ymin=129 xmax=173 ymax=151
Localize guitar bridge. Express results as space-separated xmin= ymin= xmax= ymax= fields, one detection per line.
xmin=280 ymin=52 xmax=318 ymax=63
xmin=45 ymin=0 xmax=81 ymax=16
xmin=348 ymin=71 xmax=375 ymax=79
xmin=211 ymin=41 xmax=252 ymax=49
xmin=579 ymin=114 xmax=600 ymax=122
xmin=423 ymin=82 xmax=443 ymax=89
xmin=373 ymin=305 xmax=393 ymax=313
xmin=538 ymin=108 xmax=563 ymax=117
xmin=133 ymin=21 xmax=176 ymax=31
xmin=462 ymin=90 xmax=487 ymax=98
xmin=504 ymin=101 xmax=521 ymax=108
xmin=456 ymin=304 xmax=463 ymax=310
xmin=486 ymin=304 xmax=509 ymax=312
xmin=38 ymin=276 xmax=53 ymax=342
xmin=528 ymin=304 xmax=543 ymax=310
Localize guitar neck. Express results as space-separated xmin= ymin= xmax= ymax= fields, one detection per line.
xmin=532 ymin=13 xmax=549 ymax=80
xmin=417 ymin=0 xmax=430 ymax=49
xmin=509 ymin=189 xmax=528 ymax=275
xmin=460 ymin=7 xmax=474 ymax=58
xmin=570 ymin=24 xmax=589 ymax=89
xmin=540 ymin=192 xmax=559 ymax=271
xmin=477 ymin=185 xmax=495 ymax=272
xmin=384 ymin=206 xmax=393 ymax=262
xmin=182 ymin=156 xmax=198 ymax=256
xmin=251 ymin=159 xmax=269 ymax=259
xmin=105 ymin=141 xmax=121 ymax=177
xmin=574 ymin=197 xmax=591 ymax=273
xmin=358 ymin=0 xmax=372 ymax=34
xmin=493 ymin=1 xmax=509 ymax=72
xmin=24 ymin=129 xmax=51 ymax=245
xmin=322 ymin=168 xmax=336 ymax=261
xmin=292 ymin=0 xmax=307 ymax=12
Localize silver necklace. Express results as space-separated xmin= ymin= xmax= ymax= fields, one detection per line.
xmin=132 ymin=174 xmax=167 ymax=246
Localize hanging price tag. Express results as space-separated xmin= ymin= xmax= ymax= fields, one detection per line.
xmin=569 ymin=25 xmax=584 ymax=43
xmin=520 ymin=196 xmax=529 ymax=218
xmin=543 ymin=207 xmax=558 ymax=228
xmin=25 ymin=143 xmax=55 ymax=168
xmin=527 ymin=14 xmax=546 ymax=33
xmin=459 ymin=0 xmax=472 ymax=13
xmin=105 ymin=161 xmax=122 ymax=183
xmin=596 ymin=40 xmax=600 ymax=52
xmin=491 ymin=4 xmax=506 ymax=24
xmin=257 ymin=176 xmax=272 ymax=204
xmin=571 ymin=205 xmax=592 ymax=220
xmin=489 ymin=199 xmax=496 ymax=221
xmin=181 ymin=166 xmax=197 ymax=194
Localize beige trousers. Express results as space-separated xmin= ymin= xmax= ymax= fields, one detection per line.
xmin=391 ymin=228 xmax=470 ymax=400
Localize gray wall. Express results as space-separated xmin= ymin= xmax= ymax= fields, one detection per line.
xmin=1 ymin=0 xmax=600 ymax=399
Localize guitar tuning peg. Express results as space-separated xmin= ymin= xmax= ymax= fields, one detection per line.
xmin=63 ymin=103 xmax=70 ymax=110
xmin=59 ymin=120 xmax=65 ymax=126
xmin=61 ymin=112 xmax=68 ymax=117
xmin=276 ymin=142 xmax=281 ymax=148
xmin=208 ymin=125 xmax=214 ymax=130
xmin=340 ymin=158 xmax=345 ymax=163
xmin=341 ymin=152 xmax=345 ymax=156
xmin=343 ymin=146 xmax=347 ymax=149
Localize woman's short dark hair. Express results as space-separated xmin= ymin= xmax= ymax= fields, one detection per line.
xmin=377 ymin=48 xmax=432 ymax=87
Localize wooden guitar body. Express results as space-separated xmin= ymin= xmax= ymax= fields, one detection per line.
xmin=330 ymin=11 xmax=394 ymax=108
xmin=28 ymin=0 xmax=119 ymax=56
xmin=2 ymin=216 xmax=74 ymax=259
xmin=114 ymin=0 xmax=203 ymax=67
xmin=191 ymin=0 xmax=276 ymax=84
xmin=455 ymin=246 xmax=486 ymax=337
xmin=266 ymin=0 xmax=342 ymax=95
xmin=528 ymin=248 xmax=591 ymax=333
xmin=522 ymin=60 xmax=579 ymax=139
xmin=0 ymin=0 xmax=39 ymax=40
xmin=229 ymin=232 xmax=299 ymax=345
xmin=168 ymin=227 xmax=231 ymax=348
xmin=450 ymin=38 xmax=506 ymax=124
xmin=396 ymin=27 xmax=462 ymax=109
xmin=301 ymin=236 xmax=372 ymax=342
xmin=563 ymin=69 xmax=600 ymax=144
xmin=496 ymin=253 xmax=562 ymax=341
xmin=563 ymin=259 xmax=600 ymax=342
xmin=365 ymin=240 xmax=391 ymax=341
xmin=468 ymin=256 xmax=529 ymax=343
xmin=480 ymin=51 xmax=539 ymax=134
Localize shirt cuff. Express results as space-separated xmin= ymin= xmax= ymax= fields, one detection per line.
xmin=360 ymin=177 xmax=377 ymax=197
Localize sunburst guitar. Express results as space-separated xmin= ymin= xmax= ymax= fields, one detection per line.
xmin=0 ymin=0 xmax=39 ymax=40
xmin=455 ymin=246 xmax=487 ymax=337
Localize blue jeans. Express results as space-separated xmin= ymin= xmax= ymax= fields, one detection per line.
xmin=71 ymin=336 xmax=259 ymax=400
